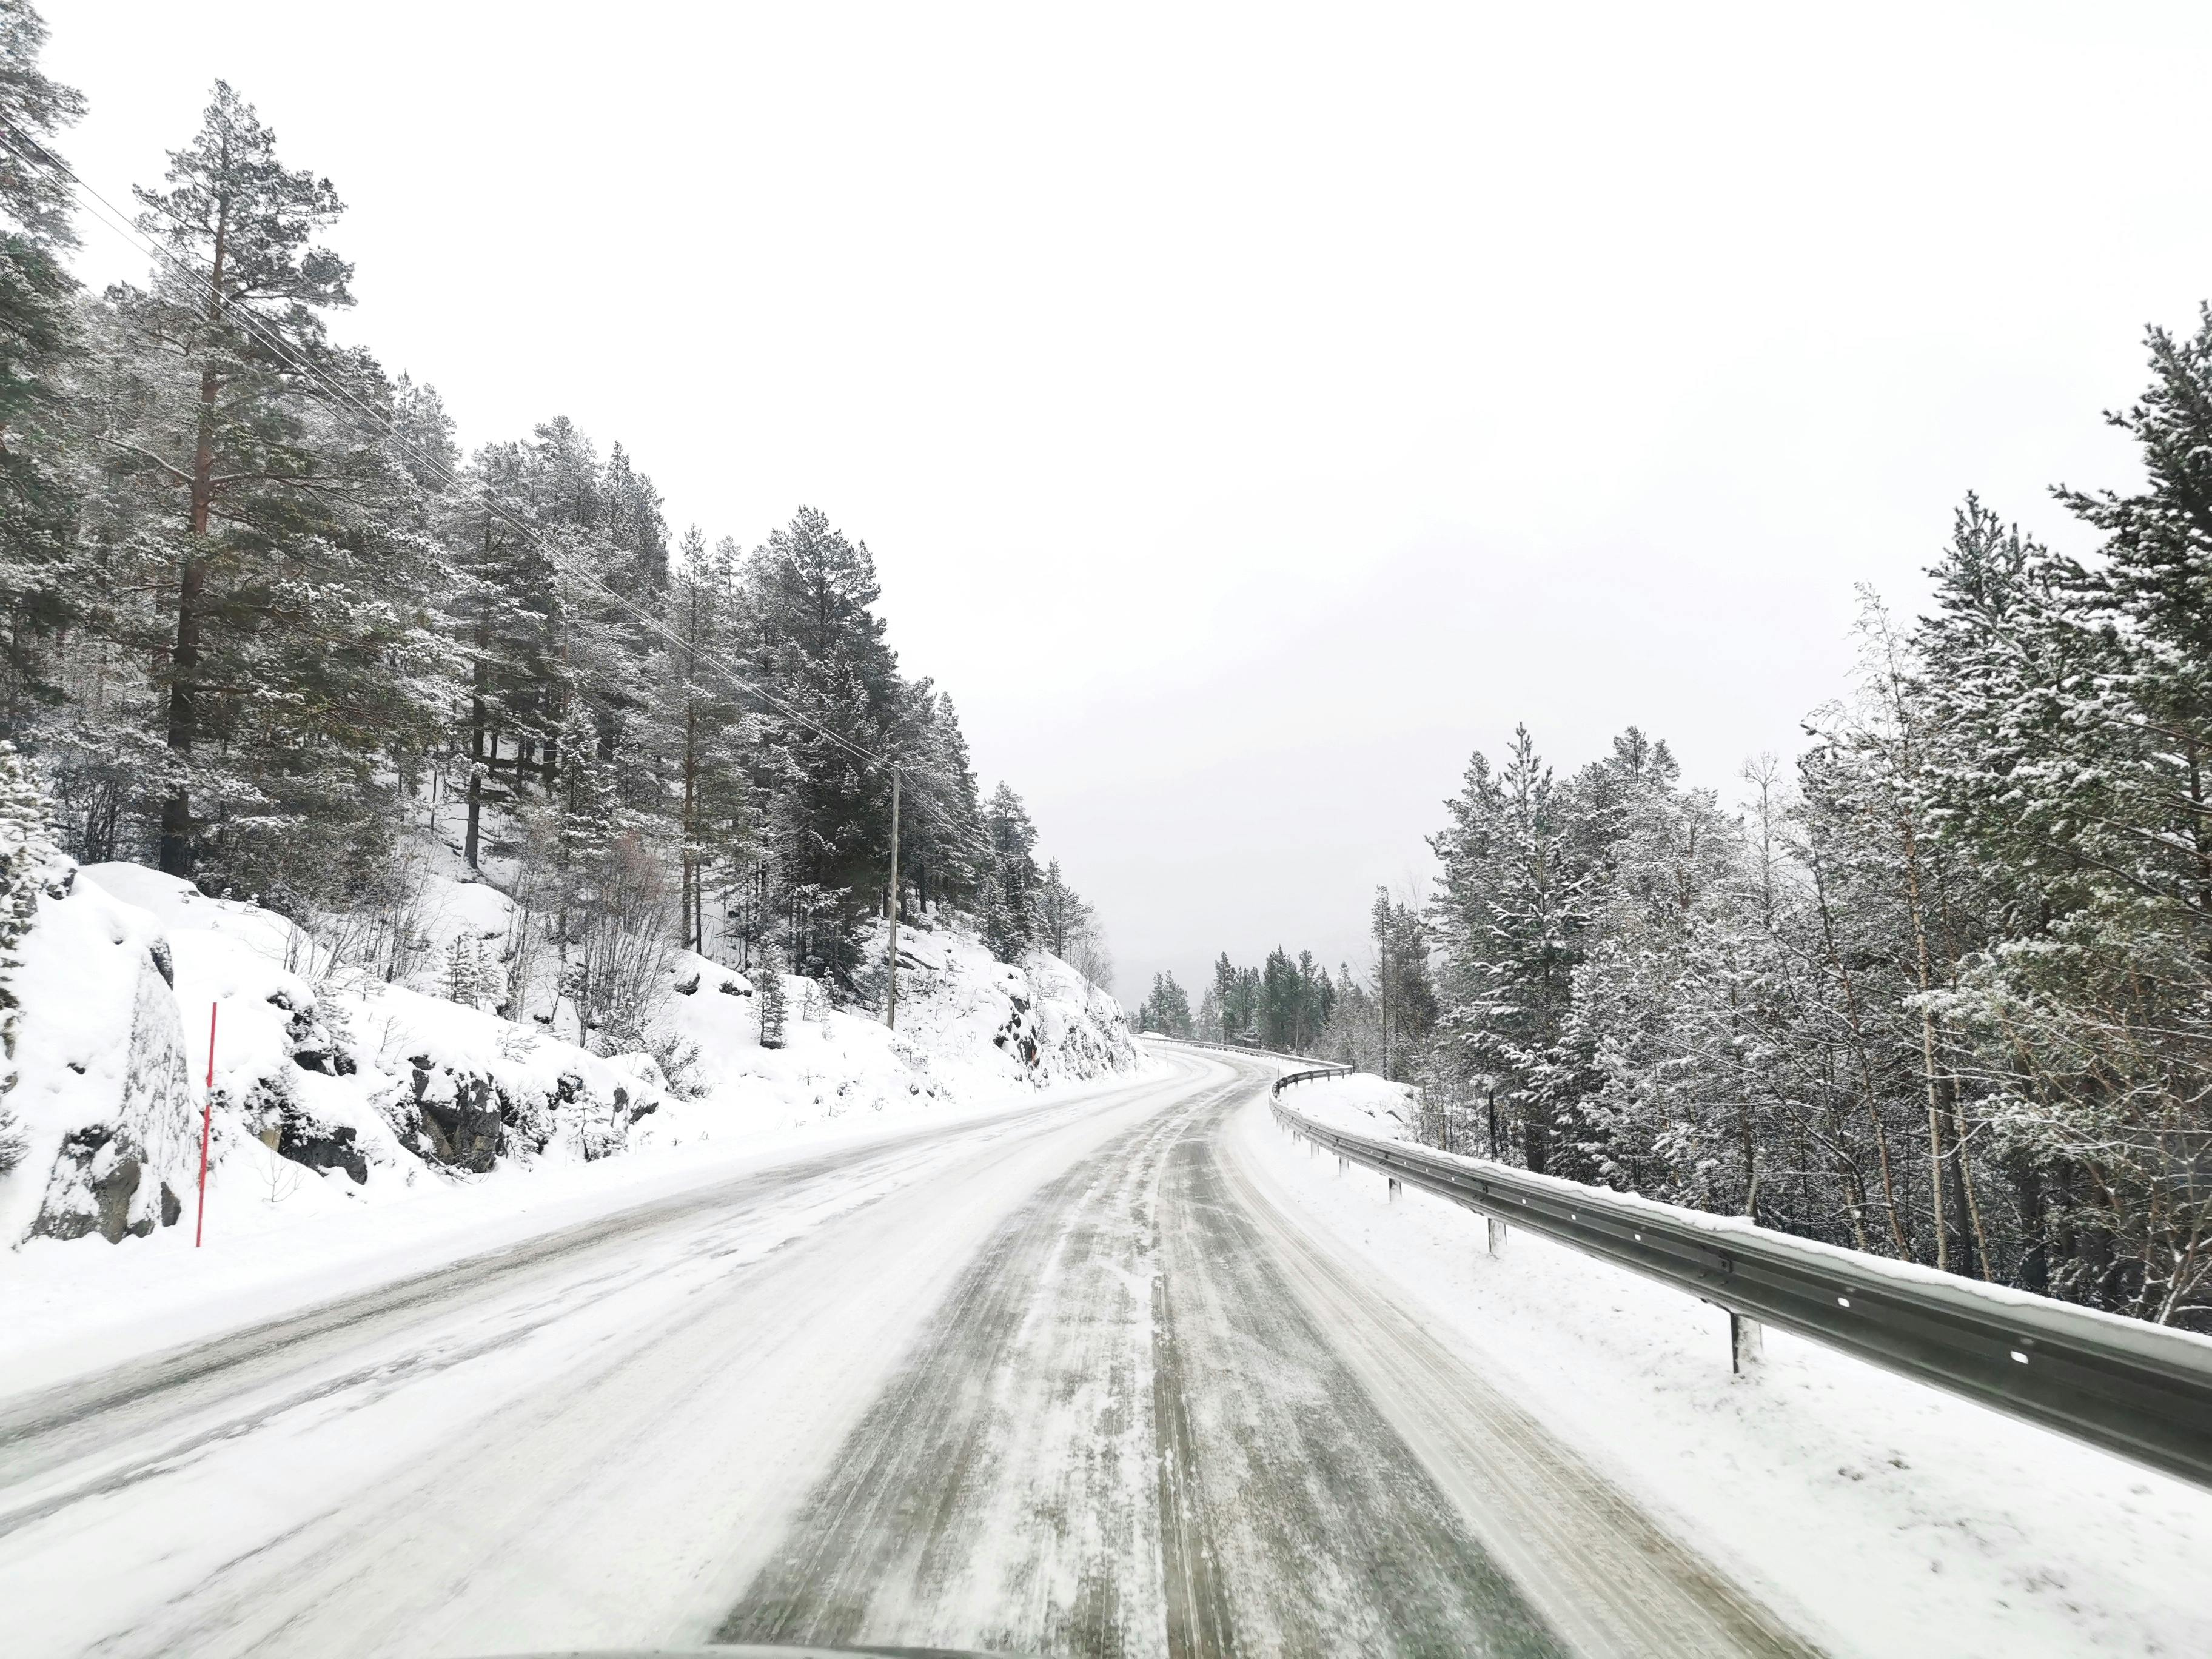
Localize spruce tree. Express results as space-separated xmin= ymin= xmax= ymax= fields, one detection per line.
xmin=443 ymin=934 xmax=484 ymax=1010
xmin=754 ymin=941 xmax=788 ymax=1048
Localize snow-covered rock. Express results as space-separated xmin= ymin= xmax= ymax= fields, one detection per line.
xmin=649 ymin=920 xmax=1140 ymax=1134
xmin=0 ymin=868 xmax=194 ymax=1247
xmin=1 ymin=863 xmax=1141 ymax=1254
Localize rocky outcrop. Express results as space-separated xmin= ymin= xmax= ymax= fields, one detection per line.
xmin=28 ymin=1123 xmax=183 ymax=1242
xmin=8 ymin=888 xmax=195 ymax=1246
xmin=388 ymin=1049 xmax=663 ymax=1175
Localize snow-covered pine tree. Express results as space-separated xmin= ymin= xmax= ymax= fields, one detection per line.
xmin=84 ymin=82 xmax=452 ymax=902
xmin=893 ymin=688 xmax=988 ymax=922
xmin=0 ymin=1 xmax=88 ymax=732
xmin=1427 ymin=727 xmax=1580 ymax=1166
xmin=0 ymin=739 xmax=59 ymax=1170
xmin=1139 ymin=970 xmax=1193 ymax=1037
xmin=754 ymin=941 xmax=788 ymax=1048
xmin=658 ymin=526 xmax=752 ymax=956
xmin=443 ymin=934 xmax=484 ymax=1010
xmin=742 ymin=508 xmax=904 ymax=987
xmin=447 ymin=439 xmax=557 ymax=871
xmin=980 ymin=782 xmax=1042 ymax=961
xmin=104 ymin=82 xmax=352 ymax=878
xmin=1194 ymin=984 xmax=1222 ymax=1042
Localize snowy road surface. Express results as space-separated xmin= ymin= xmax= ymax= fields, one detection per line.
xmin=0 ymin=1051 xmax=1811 ymax=1658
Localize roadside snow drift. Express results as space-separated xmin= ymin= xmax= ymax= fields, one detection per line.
xmin=0 ymin=860 xmax=1140 ymax=1262
xmin=1253 ymin=1073 xmax=2212 ymax=1659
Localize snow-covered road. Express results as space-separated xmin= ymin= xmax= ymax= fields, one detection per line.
xmin=0 ymin=1051 xmax=1808 ymax=1658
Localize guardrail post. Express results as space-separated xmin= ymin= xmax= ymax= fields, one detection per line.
xmin=1267 ymin=1065 xmax=2212 ymax=1488
xmin=1337 ymin=1153 xmax=1348 ymax=1178
xmin=1729 ymin=1311 xmax=1763 ymax=1376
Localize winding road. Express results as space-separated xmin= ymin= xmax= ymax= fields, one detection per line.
xmin=0 ymin=1050 xmax=1815 ymax=1658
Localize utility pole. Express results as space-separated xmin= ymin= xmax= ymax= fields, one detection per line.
xmin=885 ymin=768 xmax=901 ymax=1031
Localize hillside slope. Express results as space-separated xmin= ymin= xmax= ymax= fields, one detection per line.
xmin=0 ymin=860 xmax=1142 ymax=1261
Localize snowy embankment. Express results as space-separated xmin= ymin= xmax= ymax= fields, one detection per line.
xmin=0 ymin=857 xmax=1146 ymax=1382
xmin=1248 ymin=1074 xmax=2212 ymax=1659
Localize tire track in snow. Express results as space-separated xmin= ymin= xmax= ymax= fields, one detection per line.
xmin=0 ymin=1091 xmax=1096 ymax=1498
xmin=0 ymin=1070 xmax=1199 ymax=1659
xmin=718 ymin=1064 xmax=1567 ymax=1657
xmin=1218 ymin=1111 xmax=1825 ymax=1659
xmin=717 ymin=1075 xmax=1239 ymax=1655
xmin=1149 ymin=1101 xmax=1564 ymax=1658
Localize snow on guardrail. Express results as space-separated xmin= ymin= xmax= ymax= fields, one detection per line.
xmin=1258 ymin=1064 xmax=2212 ymax=1491
xmin=1163 ymin=1033 xmax=2212 ymax=1492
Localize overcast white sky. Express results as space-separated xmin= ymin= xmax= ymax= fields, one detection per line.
xmin=42 ymin=2 xmax=2212 ymax=1004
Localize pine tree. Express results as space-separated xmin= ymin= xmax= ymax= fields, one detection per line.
xmin=447 ymin=439 xmax=555 ymax=870
xmin=1430 ymin=726 xmax=1582 ymax=1168
xmin=742 ymin=507 xmax=904 ymax=985
xmin=658 ymin=526 xmax=751 ymax=954
xmin=754 ymin=940 xmax=788 ymax=1048
xmin=1141 ymin=970 xmax=1192 ymax=1036
xmin=1195 ymin=984 xmax=1222 ymax=1041
xmin=980 ymin=782 xmax=1042 ymax=960
xmin=896 ymin=688 xmax=987 ymax=920
xmin=0 ymin=1 xmax=87 ymax=731
xmin=0 ymin=739 xmax=58 ymax=1170
xmin=443 ymin=933 xmax=484 ymax=1009
xmin=104 ymin=82 xmax=355 ymax=877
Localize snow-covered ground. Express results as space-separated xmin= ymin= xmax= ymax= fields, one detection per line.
xmin=0 ymin=854 xmax=1148 ymax=1386
xmin=1250 ymin=1074 xmax=2212 ymax=1659
xmin=0 ymin=1061 xmax=1205 ymax=1659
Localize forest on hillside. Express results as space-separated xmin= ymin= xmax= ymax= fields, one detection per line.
xmin=1149 ymin=326 xmax=2212 ymax=1330
xmin=0 ymin=7 xmax=1110 ymax=1056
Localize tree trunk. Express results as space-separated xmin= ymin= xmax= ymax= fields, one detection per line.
xmin=161 ymin=198 xmax=229 ymax=879
xmin=1811 ymin=859 xmax=1912 ymax=1256
xmin=158 ymin=551 xmax=203 ymax=876
xmin=1900 ymin=818 xmax=1954 ymax=1272
xmin=464 ymin=518 xmax=495 ymax=868
xmin=681 ymin=695 xmax=700 ymax=952
xmin=2015 ymin=1160 xmax=2049 ymax=1295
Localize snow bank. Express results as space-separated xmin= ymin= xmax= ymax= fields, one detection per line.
xmin=1280 ymin=1070 xmax=2212 ymax=1352
xmin=1 ymin=862 xmax=1142 ymax=1262
xmin=651 ymin=919 xmax=1140 ymax=1136
xmin=1246 ymin=1075 xmax=2212 ymax=1659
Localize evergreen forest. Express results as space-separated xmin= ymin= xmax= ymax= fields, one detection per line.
xmin=1158 ymin=332 xmax=2212 ymax=1331
xmin=0 ymin=14 xmax=1109 ymax=1050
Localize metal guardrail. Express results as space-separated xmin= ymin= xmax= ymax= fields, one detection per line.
xmin=1264 ymin=1068 xmax=2212 ymax=1492
xmin=1147 ymin=1033 xmax=1339 ymax=1068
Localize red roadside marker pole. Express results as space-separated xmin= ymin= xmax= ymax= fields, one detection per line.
xmin=195 ymin=1001 xmax=216 ymax=1247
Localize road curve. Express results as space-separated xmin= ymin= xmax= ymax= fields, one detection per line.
xmin=0 ymin=1050 xmax=1815 ymax=1658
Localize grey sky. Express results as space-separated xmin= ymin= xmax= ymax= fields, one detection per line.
xmin=43 ymin=2 xmax=2212 ymax=1004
